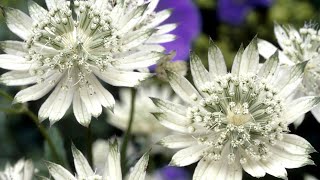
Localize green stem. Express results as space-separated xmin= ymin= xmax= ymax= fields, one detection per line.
xmin=0 ymin=90 xmax=63 ymax=165
xmin=86 ymin=124 xmax=93 ymax=166
xmin=120 ymin=88 xmax=137 ymax=172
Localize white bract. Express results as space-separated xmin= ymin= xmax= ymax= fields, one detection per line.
xmin=0 ymin=159 xmax=34 ymax=180
xmin=108 ymin=85 xmax=180 ymax=144
xmin=258 ymin=23 xmax=320 ymax=126
xmin=154 ymin=38 xmax=319 ymax=180
xmin=45 ymin=140 xmax=149 ymax=180
xmin=0 ymin=0 xmax=176 ymax=126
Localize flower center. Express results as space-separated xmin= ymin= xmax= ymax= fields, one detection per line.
xmin=186 ymin=74 xmax=288 ymax=163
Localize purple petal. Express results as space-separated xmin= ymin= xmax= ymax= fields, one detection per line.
xmin=217 ymin=0 xmax=251 ymax=25
xmin=154 ymin=166 xmax=191 ymax=180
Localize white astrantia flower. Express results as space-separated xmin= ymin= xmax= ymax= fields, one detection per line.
xmin=0 ymin=159 xmax=34 ymax=180
xmin=258 ymin=23 xmax=320 ymax=126
xmin=0 ymin=0 xmax=176 ymax=126
xmin=153 ymin=38 xmax=320 ymax=180
xmin=108 ymin=84 xmax=180 ymax=144
xmin=45 ymin=140 xmax=149 ymax=180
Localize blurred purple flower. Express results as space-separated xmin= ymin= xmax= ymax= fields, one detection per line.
xmin=217 ymin=0 xmax=273 ymax=25
xmin=156 ymin=0 xmax=201 ymax=61
xmin=154 ymin=166 xmax=190 ymax=180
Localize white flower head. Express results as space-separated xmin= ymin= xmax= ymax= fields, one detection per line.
xmin=0 ymin=159 xmax=34 ymax=180
xmin=0 ymin=0 xmax=176 ymax=126
xmin=258 ymin=23 xmax=320 ymax=125
xmin=154 ymin=37 xmax=319 ymax=180
xmin=46 ymin=139 xmax=149 ymax=180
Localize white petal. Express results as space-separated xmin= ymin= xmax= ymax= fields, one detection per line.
xmin=241 ymin=151 xmax=266 ymax=178
xmin=28 ymin=0 xmax=48 ymax=22
xmin=274 ymin=23 xmax=289 ymax=50
xmin=128 ymin=152 xmax=149 ymax=180
xmin=276 ymin=134 xmax=316 ymax=155
xmin=79 ymin=82 xmax=102 ymax=118
xmin=0 ymin=41 xmax=28 ymax=56
xmin=152 ymin=112 xmax=191 ymax=133
xmin=155 ymin=24 xmax=177 ymax=35
xmin=73 ymin=90 xmax=91 ymax=127
xmin=193 ymin=158 xmax=212 ymax=180
xmin=115 ymin=52 xmax=163 ymax=70
xmin=267 ymin=144 xmax=314 ymax=169
xmin=93 ymin=67 xmax=151 ymax=87
xmin=122 ymin=30 xmax=154 ymax=50
xmin=45 ymin=0 xmax=67 ymax=10
xmin=190 ymin=52 xmax=211 ymax=91
xmin=232 ymin=37 xmax=259 ymax=76
xmin=38 ymin=74 xmax=75 ymax=123
xmin=0 ymin=54 xmax=31 ymax=70
xmin=147 ymin=34 xmax=176 ymax=44
xmin=285 ymin=96 xmax=320 ymax=124
xmin=167 ymin=71 xmax=201 ymax=104
xmin=208 ymin=39 xmax=227 ymax=76
xmin=71 ymin=144 xmax=94 ymax=177
xmin=231 ymin=44 xmax=244 ymax=75
xmin=13 ymin=72 xmax=62 ymax=103
xmin=150 ymin=97 xmax=186 ymax=116
xmin=4 ymin=8 xmax=33 ymax=40
xmin=87 ymin=74 xmax=115 ymax=110
xmin=103 ymin=140 xmax=122 ymax=180
xmin=293 ymin=114 xmax=305 ymax=129
xmin=259 ymin=159 xmax=287 ymax=179
xmin=311 ymin=105 xmax=320 ymax=124
xmin=159 ymin=135 xmax=197 ymax=149
xmin=0 ymin=71 xmax=37 ymax=86
xmin=144 ymin=9 xmax=172 ymax=29
xmin=258 ymin=51 xmax=279 ymax=80
xmin=257 ymin=39 xmax=278 ymax=59
xmin=170 ymin=145 xmax=208 ymax=166
xmin=46 ymin=161 xmax=76 ymax=180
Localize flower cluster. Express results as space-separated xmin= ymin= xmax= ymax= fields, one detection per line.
xmin=0 ymin=0 xmax=176 ymax=126
xmin=153 ymin=38 xmax=319 ymax=179
xmin=258 ymin=23 xmax=320 ymax=125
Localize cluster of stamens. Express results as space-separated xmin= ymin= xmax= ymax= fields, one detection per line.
xmin=186 ymin=74 xmax=288 ymax=164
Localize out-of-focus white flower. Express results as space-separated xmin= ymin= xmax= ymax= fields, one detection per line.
xmin=304 ymin=174 xmax=319 ymax=180
xmin=107 ymin=84 xmax=181 ymax=144
xmin=258 ymin=23 xmax=320 ymax=126
xmin=154 ymin=38 xmax=319 ymax=180
xmin=0 ymin=159 xmax=34 ymax=180
xmin=46 ymin=139 xmax=149 ymax=180
xmin=0 ymin=0 xmax=176 ymax=126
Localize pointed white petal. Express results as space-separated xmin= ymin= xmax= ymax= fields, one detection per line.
xmin=38 ymin=74 xmax=74 ymax=123
xmin=115 ymin=52 xmax=163 ymax=70
xmin=103 ymin=140 xmax=122 ymax=180
xmin=4 ymin=8 xmax=33 ymax=40
xmin=274 ymin=23 xmax=289 ymax=50
xmin=293 ymin=114 xmax=305 ymax=129
xmin=147 ymin=34 xmax=176 ymax=44
xmin=208 ymin=39 xmax=227 ymax=76
xmin=45 ymin=0 xmax=67 ymax=10
xmin=155 ymin=23 xmax=177 ymax=35
xmin=258 ymin=51 xmax=279 ymax=80
xmin=87 ymin=74 xmax=115 ymax=110
xmin=267 ymin=144 xmax=314 ymax=169
xmin=0 ymin=71 xmax=37 ymax=86
xmin=123 ymin=30 xmax=155 ymax=50
xmin=145 ymin=9 xmax=172 ymax=29
xmin=159 ymin=135 xmax=197 ymax=149
xmin=190 ymin=52 xmax=211 ymax=91
xmin=285 ymin=96 xmax=320 ymax=124
xmin=257 ymin=39 xmax=278 ymax=59
xmin=231 ymin=44 xmax=244 ymax=75
xmin=0 ymin=54 xmax=31 ymax=70
xmin=311 ymin=105 xmax=320 ymax=124
xmin=260 ymin=159 xmax=287 ymax=179
xmin=46 ymin=161 xmax=76 ymax=180
xmin=193 ymin=158 xmax=212 ymax=180
xmin=170 ymin=145 xmax=208 ymax=166
xmin=150 ymin=97 xmax=186 ymax=116
xmin=79 ymin=83 xmax=102 ymax=118
xmin=128 ymin=152 xmax=149 ymax=180
xmin=0 ymin=41 xmax=28 ymax=56
xmin=71 ymin=144 xmax=94 ymax=177
xmin=28 ymin=0 xmax=48 ymax=22
xmin=13 ymin=73 xmax=62 ymax=103
xmin=167 ymin=71 xmax=201 ymax=104
xmin=241 ymin=151 xmax=266 ymax=178
xmin=73 ymin=90 xmax=91 ymax=127
xmin=276 ymin=134 xmax=316 ymax=155
xmin=93 ymin=67 xmax=151 ymax=87
xmin=152 ymin=112 xmax=191 ymax=133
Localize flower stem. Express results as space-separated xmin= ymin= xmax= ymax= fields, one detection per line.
xmin=0 ymin=90 xmax=63 ymax=165
xmin=120 ymin=88 xmax=137 ymax=171
xmin=86 ymin=124 xmax=93 ymax=166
